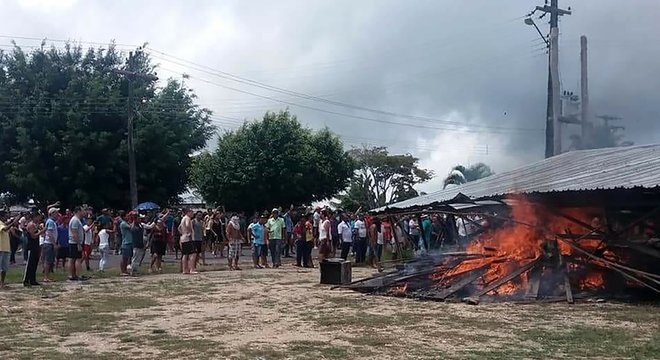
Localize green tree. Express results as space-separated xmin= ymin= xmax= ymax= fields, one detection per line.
xmin=0 ymin=42 xmax=214 ymax=208
xmin=189 ymin=110 xmax=354 ymax=211
xmin=442 ymin=163 xmax=493 ymax=188
xmin=338 ymin=146 xmax=433 ymax=211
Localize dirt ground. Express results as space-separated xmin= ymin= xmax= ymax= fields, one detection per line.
xmin=0 ymin=259 xmax=658 ymax=360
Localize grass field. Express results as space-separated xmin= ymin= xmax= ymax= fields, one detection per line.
xmin=0 ymin=263 xmax=658 ymax=359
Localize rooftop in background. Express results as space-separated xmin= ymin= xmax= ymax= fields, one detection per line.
xmin=375 ymin=144 xmax=660 ymax=212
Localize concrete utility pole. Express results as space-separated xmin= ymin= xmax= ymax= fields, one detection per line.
xmin=550 ymin=27 xmax=561 ymax=155
xmin=580 ymin=35 xmax=589 ymax=148
xmin=112 ymin=69 xmax=158 ymax=209
xmin=536 ymin=0 xmax=571 ymax=157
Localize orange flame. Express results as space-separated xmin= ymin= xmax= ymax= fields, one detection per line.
xmin=390 ymin=283 xmax=408 ymax=296
xmin=579 ymin=271 xmax=605 ymax=289
xmin=425 ymin=197 xmax=614 ymax=298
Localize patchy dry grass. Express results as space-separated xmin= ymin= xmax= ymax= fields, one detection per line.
xmin=0 ymin=259 xmax=658 ymax=360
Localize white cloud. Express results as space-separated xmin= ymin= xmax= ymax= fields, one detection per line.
xmin=15 ymin=0 xmax=77 ymax=12
xmin=414 ymin=111 xmax=534 ymax=193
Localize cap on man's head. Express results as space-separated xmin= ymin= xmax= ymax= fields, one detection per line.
xmin=48 ymin=207 xmax=60 ymax=216
xmin=272 ymin=208 xmax=279 ymax=213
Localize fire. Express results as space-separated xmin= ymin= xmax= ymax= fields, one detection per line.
xmin=389 ymin=283 xmax=408 ymax=296
xmin=467 ymin=199 xmax=545 ymax=260
xmin=579 ymin=271 xmax=605 ymax=289
xmin=409 ymin=196 xmax=624 ymax=300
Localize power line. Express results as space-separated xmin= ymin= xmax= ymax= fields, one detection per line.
xmin=161 ymin=67 xmax=541 ymax=134
xmin=146 ymin=49 xmax=543 ymax=132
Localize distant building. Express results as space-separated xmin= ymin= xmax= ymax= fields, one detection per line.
xmin=176 ymin=188 xmax=207 ymax=210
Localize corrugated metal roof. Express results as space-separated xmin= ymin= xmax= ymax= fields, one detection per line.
xmin=377 ymin=144 xmax=660 ymax=212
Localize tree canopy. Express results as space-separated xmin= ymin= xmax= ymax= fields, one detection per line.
xmin=337 ymin=146 xmax=433 ymax=212
xmin=442 ymin=163 xmax=493 ymax=188
xmin=0 ymin=42 xmax=214 ymax=208
xmin=189 ymin=110 xmax=355 ymax=212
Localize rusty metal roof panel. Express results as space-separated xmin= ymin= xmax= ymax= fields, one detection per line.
xmin=378 ymin=144 xmax=660 ymax=212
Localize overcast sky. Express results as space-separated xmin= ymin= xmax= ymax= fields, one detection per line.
xmin=2 ymin=0 xmax=659 ymax=192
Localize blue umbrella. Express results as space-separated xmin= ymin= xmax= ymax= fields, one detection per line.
xmin=135 ymin=202 xmax=160 ymax=211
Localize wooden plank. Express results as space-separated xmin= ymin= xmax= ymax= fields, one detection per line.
xmin=526 ymin=268 xmax=541 ymax=299
xmin=475 ymin=257 xmax=542 ymax=297
xmin=564 ymin=263 xmax=575 ymax=304
xmin=564 ymin=270 xmax=574 ymax=304
xmin=435 ymin=267 xmax=488 ymax=300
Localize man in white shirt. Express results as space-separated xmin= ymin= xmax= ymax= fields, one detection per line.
xmin=178 ymin=208 xmax=195 ymax=274
xmin=68 ymin=207 xmax=85 ymax=281
xmin=42 ymin=208 xmax=59 ymax=282
xmin=353 ymin=215 xmax=367 ymax=264
xmin=337 ymin=215 xmax=353 ymax=261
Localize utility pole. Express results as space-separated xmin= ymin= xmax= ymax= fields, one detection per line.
xmin=550 ymin=26 xmax=561 ymax=155
xmin=580 ymin=35 xmax=589 ymax=148
xmin=112 ymin=69 xmax=158 ymax=209
xmin=536 ymin=0 xmax=571 ymax=157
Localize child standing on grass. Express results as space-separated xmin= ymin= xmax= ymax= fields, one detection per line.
xmin=97 ymin=224 xmax=113 ymax=272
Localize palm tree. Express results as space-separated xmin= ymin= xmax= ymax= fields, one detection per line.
xmin=442 ymin=163 xmax=494 ymax=189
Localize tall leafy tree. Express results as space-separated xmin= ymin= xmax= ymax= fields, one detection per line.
xmin=338 ymin=146 xmax=433 ymax=211
xmin=0 ymin=42 xmax=214 ymax=209
xmin=442 ymin=163 xmax=493 ymax=188
xmin=190 ymin=110 xmax=354 ymax=211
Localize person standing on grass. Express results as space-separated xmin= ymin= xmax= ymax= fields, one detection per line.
xmin=225 ymin=215 xmax=244 ymax=270
xmin=283 ymin=207 xmax=294 ymax=258
xmin=330 ymin=211 xmax=340 ymax=258
xmin=337 ymin=215 xmax=353 ymax=261
xmin=250 ymin=215 xmax=267 ymax=269
xmin=178 ymin=208 xmax=195 ymax=274
xmin=56 ymin=218 xmax=69 ymax=272
xmin=304 ymin=214 xmax=315 ymax=267
xmin=354 ymin=215 xmax=368 ymax=264
xmin=312 ymin=207 xmax=321 ymax=249
xmin=192 ymin=211 xmax=205 ymax=267
xmin=8 ymin=219 xmax=20 ymax=265
xmin=162 ymin=209 xmax=174 ymax=255
xmin=266 ymin=209 xmax=285 ymax=268
xmin=368 ymin=217 xmax=385 ymax=269
xmin=97 ymin=224 xmax=112 ymax=272
xmin=42 ymin=208 xmax=59 ymax=282
xmin=113 ymin=212 xmax=123 ymax=255
xmin=0 ymin=211 xmax=16 ymax=289
xmin=24 ymin=212 xmax=44 ymax=286
xmin=318 ymin=210 xmax=332 ymax=262
xmin=149 ymin=219 xmax=167 ymax=273
xmin=119 ymin=211 xmax=135 ymax=276
xmin=293 ymin=216 xmax=305 ymax=267
xmin=82 ymin=217 xmax=94 ymax=272
xmin=130 ymin=215 xmax=146 ymax=276
xmin=211 ymin=211 xmax=223 ymax=257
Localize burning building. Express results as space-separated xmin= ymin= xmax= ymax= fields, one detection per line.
xmin=346 ymin=144 xmax=660 ymax=304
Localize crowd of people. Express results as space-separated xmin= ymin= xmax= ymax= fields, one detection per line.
xmin=0 ymin=200 xmax=454 ymax=289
